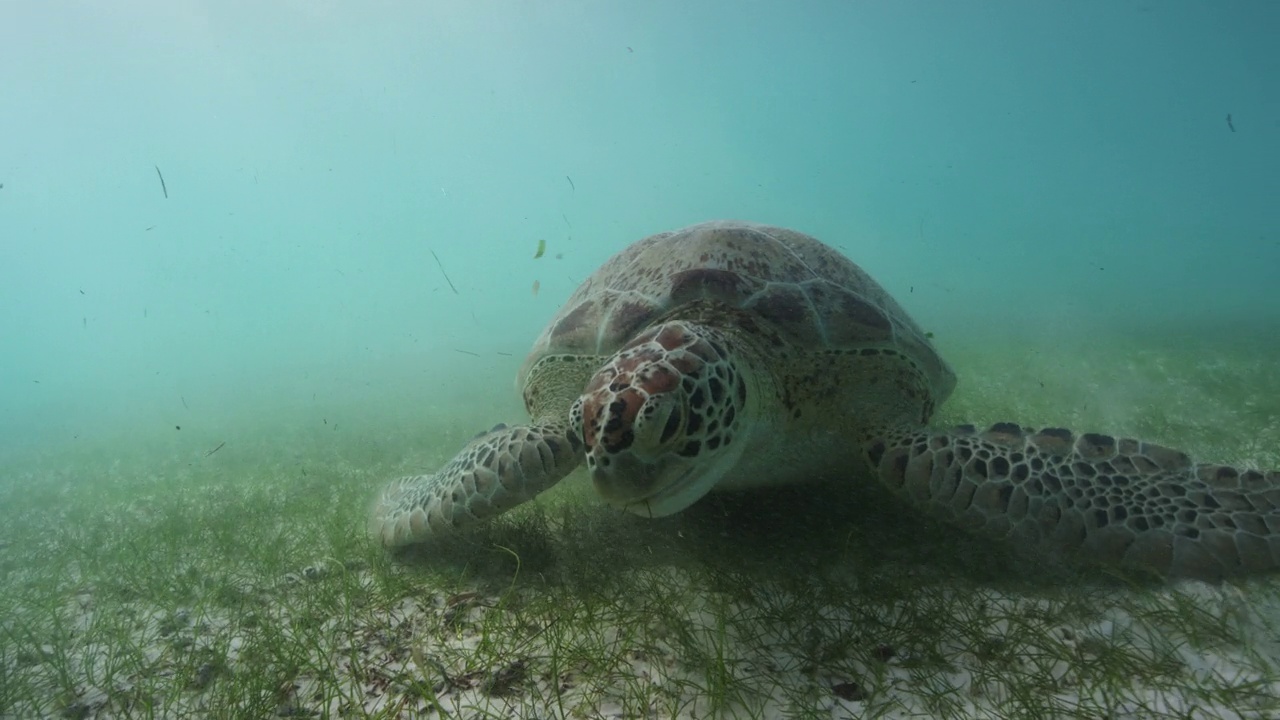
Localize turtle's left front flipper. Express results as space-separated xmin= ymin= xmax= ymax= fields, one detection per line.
xmin=866 ymin=423 xmax=1280 ymax=581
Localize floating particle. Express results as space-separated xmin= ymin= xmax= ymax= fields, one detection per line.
xmin=154 ymin=165 xmax=168 ymax=198
xmin=429 ymin=249 xmax=459 ymax=294
xmin=534 ymin=238 xmax=546 ymax=259
xmin=532 ymin=280 xmax=540 ymax=296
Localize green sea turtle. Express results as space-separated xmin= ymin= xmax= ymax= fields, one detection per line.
xmin=371 ymin=220 xmax=1279 ymax=581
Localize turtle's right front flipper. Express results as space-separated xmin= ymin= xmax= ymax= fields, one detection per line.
xmin=371 ymin=422 xmax=583 ymax=547
xmin=866 ymin=423 xmax=1280 ymax=581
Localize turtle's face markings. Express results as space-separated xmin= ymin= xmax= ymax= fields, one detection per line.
xmin=572 ymin=321 xmax=748 ymax=516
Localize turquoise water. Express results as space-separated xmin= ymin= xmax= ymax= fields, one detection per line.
xmin=2 ymin=2 xmax=1277 ymax=451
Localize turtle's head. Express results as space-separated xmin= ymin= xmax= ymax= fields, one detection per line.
xmin=571 ymin=321 xmax=749 ymax=517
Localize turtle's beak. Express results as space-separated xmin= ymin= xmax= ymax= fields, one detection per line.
xmin=588 ymin=451 xmax=709 ymax=517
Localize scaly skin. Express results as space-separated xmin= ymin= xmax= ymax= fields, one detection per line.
xmin=867 ymin=423 xmax=1280 ymax=580
xmin=370 ymin=422 xmax=582 ymax=546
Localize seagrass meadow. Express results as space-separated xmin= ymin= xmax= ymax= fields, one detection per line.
xmin=3 ymin=331 xmax=1279 ymax=720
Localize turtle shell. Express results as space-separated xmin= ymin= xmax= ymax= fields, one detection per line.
xmin=518 ymin=220 xmax=952 ymax=396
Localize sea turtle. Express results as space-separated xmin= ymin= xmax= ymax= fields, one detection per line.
xmin=371 ymin=220 xmax=1280 ymax=581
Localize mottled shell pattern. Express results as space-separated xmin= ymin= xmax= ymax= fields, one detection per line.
xmin=518 ymin=220 xmax=954 ymax=399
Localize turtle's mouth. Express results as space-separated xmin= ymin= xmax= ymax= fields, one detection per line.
xmin=622 ymin=467 xmax=709 ymax=518
xmin=590 ymin=450 xmax=739 ymax=518
xmin=590 ymin=454 xmax=711 ymax=517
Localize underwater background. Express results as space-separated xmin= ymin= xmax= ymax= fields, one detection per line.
xmin=2 ymin=1 xmax=1277 ymax=454
xmin=2 ymin=3 xmax=1280 ymax=718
